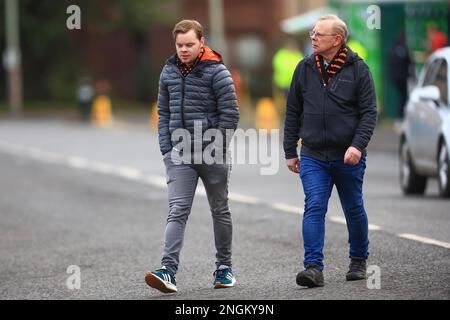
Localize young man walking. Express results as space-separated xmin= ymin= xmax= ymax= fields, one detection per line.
xmin=283 ymin=15 xmax=377 ymax=288
xmin=145 ymin=20 xmax=239 ymax=293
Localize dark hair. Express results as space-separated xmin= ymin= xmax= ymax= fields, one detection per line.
xmin=172 ymin=20 xmax=203 ymax=40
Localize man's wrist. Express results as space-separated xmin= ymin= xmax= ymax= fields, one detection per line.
xmin=285 ymin=153 xmax=298 ymax=160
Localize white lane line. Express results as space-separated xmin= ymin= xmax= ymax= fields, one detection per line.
xmin=328 ymin=216 xmax=382 ymax=231
xmin=27 ymin=148 xmax=64 ymax=164
xmin=32 ymin=150 xmax=63 ymax=163
xmin=195 ymin=186 xmax=207 ymax=196
xmin=368 ymin=224 xmax=383 ymax=231
xmin=0 ymin=140 xmax=448 ymax=250
xmin=88 ymin=162 xmax=115 ymax=175
xmin=66 ymin=156 xmax=89 ymax=169
xmin=143 ymin=175 xmax=167 ymax=188
xmin=0 ymin=142 xmax=64 ymax=164
xmin=328 ymin=215 xmax=346 ymax=225
xmin=228 ymin=192 xmax=260 ymax=204
xmin=271 ymin=203 xmax=303 ymax=215
xmin=398 ymin=233 xmax=450 ymax=249
xmin=116 ymin=166 xmax=143 ymax=180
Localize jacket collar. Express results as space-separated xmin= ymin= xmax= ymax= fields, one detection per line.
xmin=166 ymin=46 xmax=223 ymax=67
xmin=305 ymin=47 xmax=361 ymax=68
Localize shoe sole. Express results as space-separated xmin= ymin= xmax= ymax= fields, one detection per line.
xmin=145 ymin=272 xmax=177 ymax=293
xmin=296 ymin=275 xmax=324 ymax=288
xmin=214 ymin=279 xmax=236 ymax=289
xmin=346 ymin=275 xmax=366 ymax=281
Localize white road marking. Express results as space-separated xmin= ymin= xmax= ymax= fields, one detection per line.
xmin=0 ymin=140 xmax=448 ymax=250
xmin=116 ymin=166 xmax=143 ymax=180
xmin=143 ymin=175 xmax=167 ymax=188
xmin=228 ymin=192 xmax=260 ymax=204
xmin=66 ymin=156 xmax=89 ymax=169
xmin=271 ymin=202 xmax=303 ymax=215
xmin=368 ymin=224 xmax=383 ymax=231
xmin=195 ymin=186 xmax=207 ymax=196
xmin=328 ymin=215 xmax=347 ymax=225
xmin=398 ymin=233 xmax=450 ymax=249
xmin=88 ymin=162 xmax=115 ymax=175
xmin=328 ymin=215 xmax=382 ymax=231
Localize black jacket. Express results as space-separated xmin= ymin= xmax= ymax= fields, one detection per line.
xmin=158 ymin=49 xmax=239 ymax=156
xmin=283 ymin=49 xmax=378 ymax=161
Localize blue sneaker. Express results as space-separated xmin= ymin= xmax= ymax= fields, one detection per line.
xmin=213 ymin=267 xmax=236 ymax=289
xmin=145 ymin=266 xmax=177 ymax=293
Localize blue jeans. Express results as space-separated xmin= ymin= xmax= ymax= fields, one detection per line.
xmin=299 ymin=155 xmax=369 ymax=270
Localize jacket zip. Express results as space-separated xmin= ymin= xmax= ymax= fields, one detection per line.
xmin=169 ymin=64 xmax=188 ymax=129
xmin=322 ymin=74 xmax=342 ymax=161
xmin=181 ymin=76 xmax=186 ymax=128
xmin=322 ymin=85 xmax=328 ymax=161
xmin=316 ymin=61 xmax=349 ymax=161
xmin=301 ymin=55 xmax=360 ymax=161
xmin=169 ymin=59 xmax=220 ymax=130
xmin=306 ymin=62 xmax=329 ymax=156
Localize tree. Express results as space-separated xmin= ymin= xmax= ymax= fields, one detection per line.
xmin=6 ymin=0 xmax=179 ymax=101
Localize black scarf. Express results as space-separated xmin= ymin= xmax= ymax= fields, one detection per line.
xmin=315 ymin=45 xmax=349 ymax=85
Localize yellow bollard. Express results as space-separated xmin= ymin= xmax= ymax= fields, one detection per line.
xmin=255 ymin=97 xmax=280 ymax=130
xmin=91 ymin=94 xmax=113 ymax=127
xmin=150 ymin=102 xmax=159 ymax=131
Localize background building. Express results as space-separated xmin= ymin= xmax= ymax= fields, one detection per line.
xmin=1 ymin=0 xmax=448 ymax=120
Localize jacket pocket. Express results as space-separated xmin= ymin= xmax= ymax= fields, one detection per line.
xmin=325 ymin=114 xmax=358 ymax=147
xmin=202 ymin=117 xmax=210 ymax=132
xmin=331 ymin=78 xmax=357 ymax=102
xmin=299 ymin=113 xmax=324 ymax=147
xmin=207 ymin=114 xmax=219 ymax=128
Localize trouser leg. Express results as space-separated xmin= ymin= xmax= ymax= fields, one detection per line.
xmin=197 ymin=162 xmax=233 ymax=269
xmin=161 ymin=157 xmax=198 ymax=274
xmin=299 ymin=156 xmax=333 ymax=270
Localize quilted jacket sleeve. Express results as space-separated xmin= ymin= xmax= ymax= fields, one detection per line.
xmin=157 ymin=67 xmax=172 ymax=155
xmin=212 ymin=64 xmax=240 ymax=132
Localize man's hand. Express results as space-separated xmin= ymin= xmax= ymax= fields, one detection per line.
xmin=286 ymin=157 xmax=300 ymax=173
xmin=344 ymin=146 xmax=362 ymax=165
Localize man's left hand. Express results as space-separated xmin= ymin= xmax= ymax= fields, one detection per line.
xmin=344 ymin=146 xmax=362 ymax=165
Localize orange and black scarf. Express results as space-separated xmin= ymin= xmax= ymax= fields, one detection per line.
xmin=176 ymin=47 xmax=205 ymax=77
xmin=315 ymin=45 xmax=349 ymax=85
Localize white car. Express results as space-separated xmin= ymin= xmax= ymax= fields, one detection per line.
xmin=400 ymin=47 xmax=450 ymax=197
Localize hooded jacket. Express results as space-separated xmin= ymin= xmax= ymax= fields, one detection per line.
xmin=157 ymin=46 xmax=239 ymax=156
xmin=283 ymin=49 xmax=378 ymax=161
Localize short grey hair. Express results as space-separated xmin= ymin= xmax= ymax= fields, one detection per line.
xmin=318 ymin=14 xmax=348 ymax=44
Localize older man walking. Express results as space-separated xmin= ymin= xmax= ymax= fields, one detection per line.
xmin=283 ymin=15 xmax=377 ymax=288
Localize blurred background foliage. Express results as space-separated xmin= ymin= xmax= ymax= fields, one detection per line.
xmin=0 ymin=0 xmax=179 ymax=105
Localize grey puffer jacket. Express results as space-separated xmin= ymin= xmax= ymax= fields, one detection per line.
xmin=157 ymin=47 xmax=239 ymax=156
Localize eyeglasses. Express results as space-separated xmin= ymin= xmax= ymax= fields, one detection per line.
xmin=309 ymin=30 xmax=337 ymax=38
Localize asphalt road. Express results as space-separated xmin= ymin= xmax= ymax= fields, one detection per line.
xmin=0 ymin=119 xmax=449 ymax=300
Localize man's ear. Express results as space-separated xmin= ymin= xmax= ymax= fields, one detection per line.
xmin=200 ymin=37 xmax=205 ymax=46
xmin=334 ymin=35 xmax=343 ymax=47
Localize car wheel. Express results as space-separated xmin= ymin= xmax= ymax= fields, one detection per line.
xmin=438 ymin=142 xmax=450 ymax=198
xmin=399 ymin=139 xmax=427 ymax=195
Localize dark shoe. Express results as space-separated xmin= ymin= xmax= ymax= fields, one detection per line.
xmin=346 ymin=257 xmax=367 ymax=281
xmin=296 ymin=265 xmax=324 ymax=288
